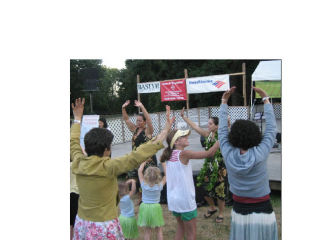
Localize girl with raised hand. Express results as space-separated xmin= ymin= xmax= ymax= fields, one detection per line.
xmin=71 ymin=99 xmax=174 ymax=240
xmin=160 ymin=129 xmax=220 ymax=240
xmin=218 ymin=86 xmax=278 ymax=240
xmin=118 ymin=179 xmax=139 ymax=239
xmin=137 ymin=161 xmax=166 ymax=240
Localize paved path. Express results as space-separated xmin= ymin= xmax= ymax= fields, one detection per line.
xmin=111 ymin=129 xmax=281 ymax=182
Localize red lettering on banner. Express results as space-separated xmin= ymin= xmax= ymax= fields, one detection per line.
xmin=160 ymin=79 xmax=187 ymax=102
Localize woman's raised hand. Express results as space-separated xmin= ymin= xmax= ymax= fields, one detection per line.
xmin=134 ymin=100 xmax=143 ymax=108
xmin=72 ymin=98 xmax=85 ymax=121
xmin=122 ymin=100 xmax=130 ymax=108
xmin=221 ymin=86 xmax=236 ymax=104
xmin=252 ymin=87 xmax=268 ymax=99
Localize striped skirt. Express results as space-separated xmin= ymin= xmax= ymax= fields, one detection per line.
xmin=229 ymin=200 xmax=278 ymax=240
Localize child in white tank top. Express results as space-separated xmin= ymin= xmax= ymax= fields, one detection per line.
xmin=160 ymin=129 xmax=219 ymax=240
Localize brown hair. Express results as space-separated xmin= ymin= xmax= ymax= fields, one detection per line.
xmin=160 ymin=129 xmax=178 ymax=162
xmin=144 ymin=167 xmax=162 ymax=187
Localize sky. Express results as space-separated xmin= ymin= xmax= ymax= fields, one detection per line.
xmin=102 ymin=58 xmax=126 ymax=69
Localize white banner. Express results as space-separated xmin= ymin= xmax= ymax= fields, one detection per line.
xmin=80 ymin=115 xmax=100 ymax=149
xmin=137 ymin=81 xmax=160 ymax=93
xmin=186 ymin=75 xmax=230 ymax=94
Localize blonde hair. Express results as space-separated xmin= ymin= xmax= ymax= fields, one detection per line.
xmin=118 ymin=181 xmax=129 ymax=198
xmin=144 ymin=167 xmax=162 ymax=187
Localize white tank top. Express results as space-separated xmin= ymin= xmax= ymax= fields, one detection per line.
xmin=166 ymin=150 xmax=197 ymax=213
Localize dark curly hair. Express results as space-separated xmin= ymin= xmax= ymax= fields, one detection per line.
xmin=228 ymin=120 xmax=262 ymax=150
xmin=84 ymin=128 xmax=114 ymax=157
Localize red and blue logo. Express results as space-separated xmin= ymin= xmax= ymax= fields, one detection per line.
xmin=212 ymin=80 xmax=225 ymax=88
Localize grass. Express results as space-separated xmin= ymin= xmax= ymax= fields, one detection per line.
xmin=126 ymin=191 xmax=281 ymax=239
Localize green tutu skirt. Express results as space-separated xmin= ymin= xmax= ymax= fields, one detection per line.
xmin=119 ymin=215 xmax=139 ymax=239
xmin=137 ymin=203 xmax=164 ymax=227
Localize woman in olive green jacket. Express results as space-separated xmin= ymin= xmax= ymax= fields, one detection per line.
xmin=70 ymin=98 xmax=174 ymax=240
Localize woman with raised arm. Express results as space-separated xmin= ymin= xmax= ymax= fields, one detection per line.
xmin=122 ymin=100 xmax=158 ymax=202
xmin=218 ymin=87 xmax=278 ymax=240
xmin=180 ymin=108 xmax=227 ymax=223
xmin=71 ymin=98 xmax=174 ymax=240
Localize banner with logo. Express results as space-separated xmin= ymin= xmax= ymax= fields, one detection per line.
xmin=186 ymin=74 xmax=230 ymax=94
xmin=80 ymin=115 xmax=100 ymax=149
xmin=160 ymin=79 xmax=187 ymax=102
xmin=137 ymin=81 xmax=160 ymax=93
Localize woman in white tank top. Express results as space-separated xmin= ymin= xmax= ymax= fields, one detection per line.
xmin=160 ymin=129 xmax=219 ymax=240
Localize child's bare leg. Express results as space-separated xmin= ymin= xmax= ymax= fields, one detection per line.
xmin=184 ymin=218 xmax=197 ymax=240
xmin=144 ymin=227 xmax=152 ymax=240
xmin=156 ymin=226 xmax=163 ymax=240
xmin=175 ymin=216 xmax=185 ymax=240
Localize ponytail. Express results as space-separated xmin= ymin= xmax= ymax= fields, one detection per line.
xmin=160 ymin=146 xmax=173 ymax=162
xmin=160 ymin=129 xmax=178 ymax=162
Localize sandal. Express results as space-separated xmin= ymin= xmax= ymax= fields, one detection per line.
xmin=204 ymin=209 xmax=218 ymax=218
xmin=216 ymin=216 xmax=224 ymax=223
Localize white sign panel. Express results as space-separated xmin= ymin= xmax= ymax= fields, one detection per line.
xmin=186 ymin=75 xmax=230 ymax=94
xmin=80 ymin=115 xmax=100 ymax=149
xmin=137 ymin=81 xmax=160 ymax=93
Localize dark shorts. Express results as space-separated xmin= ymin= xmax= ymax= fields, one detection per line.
xmin=70 ymin=192 xmax=79 ymax=226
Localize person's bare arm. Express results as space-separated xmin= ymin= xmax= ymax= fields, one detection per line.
xmin=180 ymin=107 xmax=209 ymax=137
xmin=122 ymin=100 xmax=136 ymax=132
xmin=179 ymin=141 xmax=220 ymax=165
xmin=70 ymin=98 xmax=85 ymax=162
xmin=152 ymin=105 xmax=175 ymax=143
xmin=127 ymin=179 xmax=136 ymax=198
xmin=161 ymin=162 xmax=167 ymax=185
xmin=135 ymin=100 xmax=154 ymax=137
xmin=161 ymin=175 xmax=166 ymax=186
xmin=138 ymin=161 xmax=146 ymax=183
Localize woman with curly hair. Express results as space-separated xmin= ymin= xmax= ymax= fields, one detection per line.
xmin=218 ymin=86 xmax=278 ymax=240
xmin=180 ymin=109 xmax=228 ymax=223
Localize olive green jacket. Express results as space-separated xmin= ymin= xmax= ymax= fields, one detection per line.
xmin=70 ymin=124 xmax=164 ymax=222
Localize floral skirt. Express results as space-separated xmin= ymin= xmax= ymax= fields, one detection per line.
xmin=73 ymin=215 xmax=124 ymax=240
xmin=202 ymin=166 xmax=228 ymax=200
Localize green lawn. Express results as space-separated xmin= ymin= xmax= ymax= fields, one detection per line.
xmin=128 ymin=191 xmax=281 ymax=240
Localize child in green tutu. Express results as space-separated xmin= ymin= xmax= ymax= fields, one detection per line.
xmin=118 ymin=179 xmax=139 ymax=239
xmin=137 ymin=161 xmax=166 ymax=240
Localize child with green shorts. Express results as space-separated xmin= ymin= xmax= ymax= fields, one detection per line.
xmin=160 ymin=129 xmax=220 ymax=240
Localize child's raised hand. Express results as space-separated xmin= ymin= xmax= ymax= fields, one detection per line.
xmin=165 ymin=105 xmax=175 ymax=128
